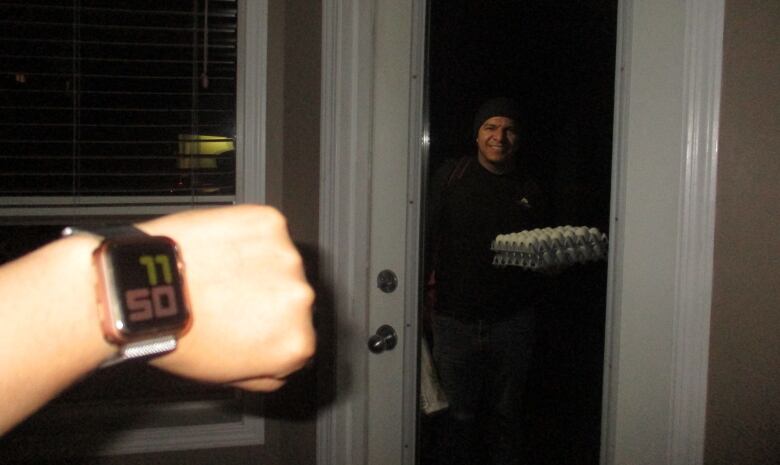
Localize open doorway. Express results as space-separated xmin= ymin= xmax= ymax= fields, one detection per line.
xmin=420 ymin=1 xmax=617 ymax=464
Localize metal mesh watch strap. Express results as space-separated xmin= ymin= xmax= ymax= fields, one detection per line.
xmin=99 ymin=334 xmax=178 ymax=368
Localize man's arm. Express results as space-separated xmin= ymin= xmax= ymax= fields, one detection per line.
xmin=0 ymin=205 xmax=316 ymax=434
xmin=424 ymin=157 xmax=460 ymax=277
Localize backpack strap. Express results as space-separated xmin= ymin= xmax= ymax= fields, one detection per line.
xmin=425 ymin=156 xmax=474 ymax=296
xmin=445 ymin=156 xmax=473 ymax=188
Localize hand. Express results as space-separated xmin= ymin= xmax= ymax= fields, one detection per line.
xmin=140 ymin=205 xmax=316 ymax=391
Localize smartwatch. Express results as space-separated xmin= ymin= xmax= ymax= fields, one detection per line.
xmin=63 ymin=226 xmax=192 ymax=368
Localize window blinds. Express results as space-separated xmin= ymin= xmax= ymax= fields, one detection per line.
xmin=0 ymin=0 xmax=237 ymax=197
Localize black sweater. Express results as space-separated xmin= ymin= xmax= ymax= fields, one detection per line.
xmin=427 ymin=156 xmax=549 ymax=321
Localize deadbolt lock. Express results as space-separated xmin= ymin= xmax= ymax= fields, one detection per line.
xmin=377 ymin=269 xmax=398 ymax=293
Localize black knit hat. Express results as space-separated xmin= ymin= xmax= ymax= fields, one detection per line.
xmin=472 ymin=97 xmax=523 ymax=137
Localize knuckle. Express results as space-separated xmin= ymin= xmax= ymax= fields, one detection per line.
xmin=280 ymin=247 xmax=304 ymax=270
xmin=280 ymin=282 xmax=315 ymax=320
xmin=237 ymin=204 xmax=289 ymax=234
xmin=283 ymin=288 xmax=317 ymax=360
xmin=257 ymin=206 xmax=288 ymax=231
xmin=281 ymin=325 xmax=317 ymax=369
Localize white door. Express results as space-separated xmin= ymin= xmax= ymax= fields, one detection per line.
xmin=317 ymin=0 xmax=425 ymax=464
xmin=367 ymin=0 xmax=426 ymax=463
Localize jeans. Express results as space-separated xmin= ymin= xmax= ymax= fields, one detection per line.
xmin=431 ymin=309 xmax=535 ymax=465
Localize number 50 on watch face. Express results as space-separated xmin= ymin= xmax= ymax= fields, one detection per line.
xmin=95 ymin=236 xmax=191 ymax=342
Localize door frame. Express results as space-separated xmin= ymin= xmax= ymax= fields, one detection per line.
xmin=602 ymin=1 xmax=724 ymax=464
xmin=316 ymin=0 xmax=725 ymax=464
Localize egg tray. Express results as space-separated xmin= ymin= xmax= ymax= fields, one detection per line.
xmin=491 ymin=226 xmax=608 ymax=270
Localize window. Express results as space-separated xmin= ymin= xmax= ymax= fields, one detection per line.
xmin=0 ymin=0 xmax=268 ymax=456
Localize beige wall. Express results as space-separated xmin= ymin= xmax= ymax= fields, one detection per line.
xmin=262 ymin=0 xmax=321 ymax=463
xmin=706 ymin=0 xmax=780 ymax=464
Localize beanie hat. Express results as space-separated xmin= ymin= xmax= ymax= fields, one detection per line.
xmin=472 ymin=97 xmax=522 ymax=137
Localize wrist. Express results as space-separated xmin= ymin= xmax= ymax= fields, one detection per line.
xmin=57 ymin=234 xmax=117 ymax=367
xmin=0 ymin=233 xmax=116 ymax=381
xmin=0 ymin=233 xmax=114 ymax=432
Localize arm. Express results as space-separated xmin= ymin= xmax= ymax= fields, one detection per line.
xmin=423 ymin=157 xmax=458 ymax=279
xmin=422 ymin=158 xmax=460 ymax=331
xmin=0 ymin=205 xmax=316 ymax=435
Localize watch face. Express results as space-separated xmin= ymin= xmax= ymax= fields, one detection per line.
xmin=96 ymin=235 xmax=190 ymax=342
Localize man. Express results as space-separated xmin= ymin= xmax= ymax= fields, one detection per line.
xmin=426 ymin=97 xmax=549 ymax=465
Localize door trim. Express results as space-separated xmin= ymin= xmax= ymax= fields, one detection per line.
xmin=668 ymin=2 xmax=723 ymax=462
xmin=317 ymin=1 xmax=375 ymax=464
xmin=602 ymin=1 xmax=723 ymax=464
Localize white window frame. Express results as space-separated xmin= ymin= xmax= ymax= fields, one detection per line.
xmin=6 ymin=392 xmax=265 ymax=457
xmin=0 ymin=0 xmax=268 ymax=456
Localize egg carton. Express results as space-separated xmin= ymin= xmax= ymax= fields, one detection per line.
xmin=491 ymin=225 xmax=608 ymax=270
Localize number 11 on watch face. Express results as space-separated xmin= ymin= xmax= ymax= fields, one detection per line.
xmin=138 ymin=254 xmax=173 ymax=286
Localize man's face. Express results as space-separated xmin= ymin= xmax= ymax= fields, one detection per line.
xmin=476 ymin=116 xmax=519 ymax=173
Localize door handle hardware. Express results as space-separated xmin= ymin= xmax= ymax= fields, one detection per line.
xmin=368 ymin=324 xmax=398 ymax=353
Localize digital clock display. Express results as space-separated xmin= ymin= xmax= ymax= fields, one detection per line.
xmin=100 ymin=236 xmax=190 ymax=338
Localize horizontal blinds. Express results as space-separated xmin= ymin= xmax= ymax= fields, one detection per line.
xmin=0 ymin=0 xmax=237 ymax=197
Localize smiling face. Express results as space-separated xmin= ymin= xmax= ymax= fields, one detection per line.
xmin=476 ymin=116 xmax=519 ymax=174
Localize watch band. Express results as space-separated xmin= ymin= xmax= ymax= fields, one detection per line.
xmin=100 ymin=334 xmax=178 ymax=368
xmin=63 ymin=224 xmax=183 ymax=368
